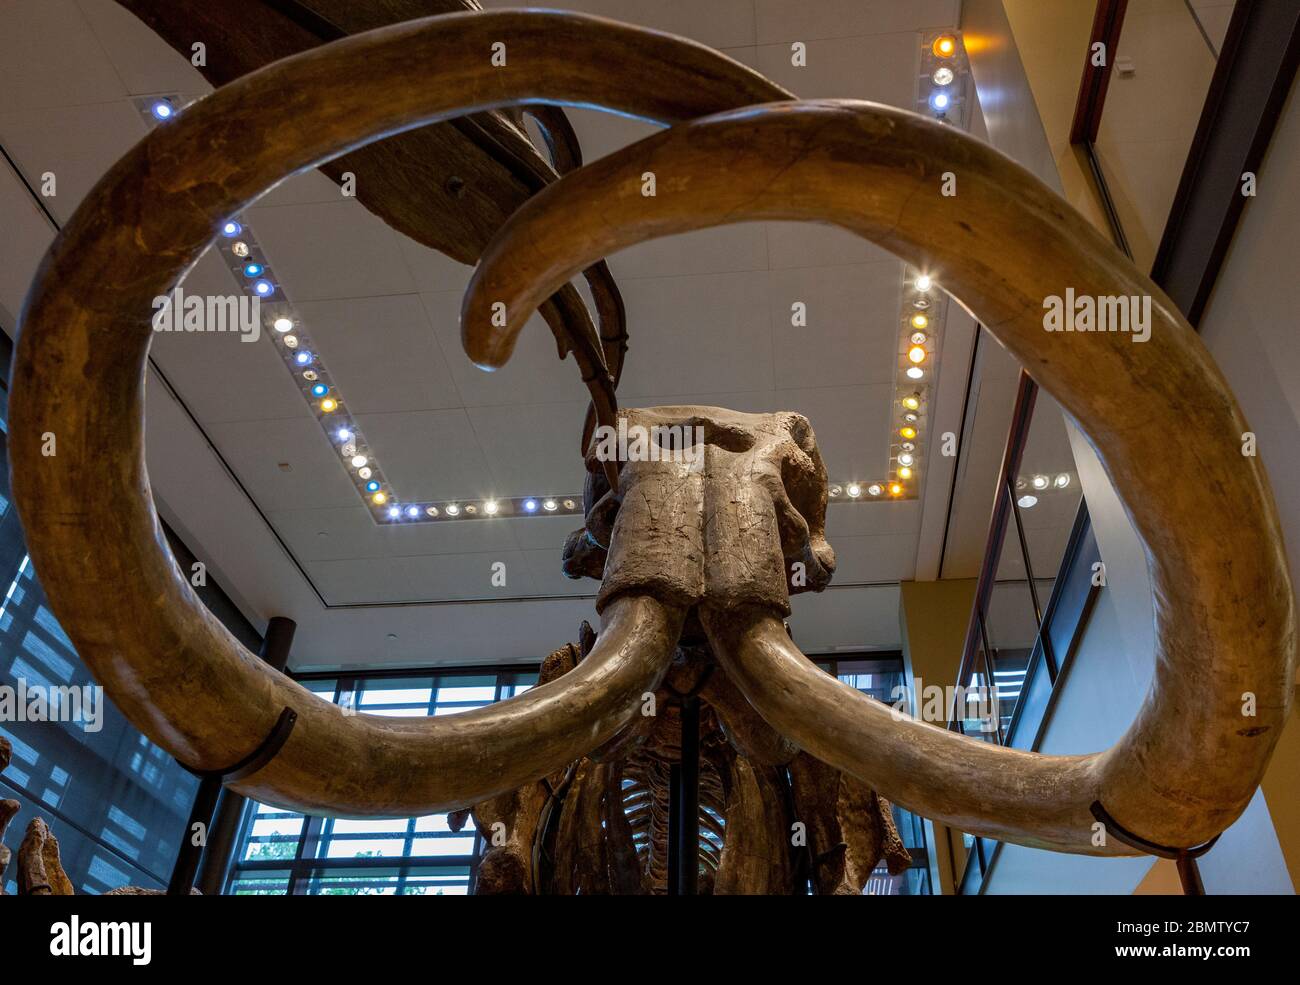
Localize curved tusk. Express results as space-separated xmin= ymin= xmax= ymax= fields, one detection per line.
xmin=8 ymin=9 xmax=791 ymax=815
xmin=462 ymin=99 xmax=1295 ymax=853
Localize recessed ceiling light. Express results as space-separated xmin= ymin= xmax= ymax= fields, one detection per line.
xmin=274 ymin=317 xmax=293 ymax=333
xmin=898 ymin=466 xmax=913 ymax=480
xmin=933 ymin=66 xmax=955 ymax=86
xmin=1031 ymin=474 xmax=1050 ymax=490
xmin=911 ymin=314 xmax=928 ymax=330
xmin=900 ymin=426 xmax=917 ymax=440
xmin=829 ymin=484 xmax=842 ymax=498
xmin=221 ymin=220 xmax=241 ymax=238
xmin=543 ymin=499 xmax=558 ymax=512
xmin=906 ymin=367 xmax=924 ymax=380
xmin=908 ymin=346 xmax=927 ymax=365
xmin=253 ymin=279 xmax=274 ymax=296
xmin=523 ymin=499 xmax=538 ymax=512
xmin=846 ymin=483 xmax=862 ymax=498
xmin=425 ymin=506 xmax=439 ymax=517
xmin=231 ymin=241 xmax=250 ymax=259
xmin=445 ymin=503 xmax=460 ymax=516
xmin=915 ymin=274 xmax=932 ymax=292
xmin=898 ymin=453 xmax=914 ymax=466
xmin=1054 ymin=473 xmax=1072 ymax=488
xmin=283 ymin=334 xmax=298 ymax=348
xmin=351 ymin=455 xmax=367 ymax=469
xmin=358 ymin=466 xmax=371 ymax=480
xmin=319 ymin=398 xmax=337 ymax=413
xmin=930 ymin=91 xmax=951 ymax=113
xmin=868 ymin=483 xmax=883 ymax=497
xmin=406 ymin=506 xmax=420 ymax=518
xmin=372 ymin=491 xmax=387 ymax=505
xmin=903 ymin=394 xmax=920 ymax=411
xmin=933 ymin=36 xmax=957 ymax=58
xmin=1018 ymin=494 xmax=1038 ymax=509
xmin=151 ymin=99 xmax=174 ymax=120
xmin=387 ymin=506 xmax=400 ymax=518
xmin=889 ymin=483 xmax=903 ymax=496
xmin=484 ymin=500 xmax=499 ymax=515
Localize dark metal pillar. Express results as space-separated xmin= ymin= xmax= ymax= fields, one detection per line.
xmin=666 ymin=695 xmax=700 ymax=896
xmin=187 ymin=616 xmax=297 ymax=895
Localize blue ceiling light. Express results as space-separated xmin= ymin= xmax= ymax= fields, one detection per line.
xmin=221 ymin=221 xmax=242 ymax=238
xmin=310 ymin=383 xmax=328 ymax=397
xmin=929 ymin=90 xmax=951 ymax=113
xmin=242 ymin=262 xmax=263 ymax=278
xmin=151 ymin=100 xmax=174 ymax=121
xmin=365 ymin=480 xmax=380 ymax=493
xmin=253 ymin=279 xmax=274 ymax=296
xmin=387 ymin=506 xmax=400 ymax=519
xmin=523 ymin=499 xmax=538 ymax=513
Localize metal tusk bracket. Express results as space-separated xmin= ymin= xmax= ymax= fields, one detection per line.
xmin=178 ymin=706 xmax=299 ymax=783
xmin=167 ymin=707 xmax=298 ymax=895
xmin=1089 ymin=800 xmax=1220 ymax=894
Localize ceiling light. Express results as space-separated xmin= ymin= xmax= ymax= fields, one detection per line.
xmin=387 ymin=506 xmax=400 ymax=518
xmin=406 ymin=506 xmax=420 ymax=518
xmin=319 ymin=398 xmax=337 ymax=413
xmin=425 ymin=506 xmax=439 ymax=518
xmin=445 ymin=503 xmax=461 ymax=516
xmin=901 ymin=442 xmax=915 ymax=452
xmin=295 ymin=351 xmax=312 ymax=365
xmin=913 ymin=297 xmax=930 ymax=310
xmin=484 ymin=500 xmax=499 ymax=515
xmin=465 ymin=505 xmax=478 ymax=514
xmin=847 ymin=483 xmax=862 ymax=498
xmin=898 ymin=453 xmax=914 ymax=466
xmin=365 ymin=480 xmax=380 ymax=493
xmin=231 ymin=241 xmax=250 ymax=258
xmin=221 ymin=221 xmax=241 ymax=238
xmin=543 ymin=499 xmax=558 ymax=512
xmin=915 ymin=274 xmax=932 ymax=292
xmin=908 ymin=346 xmax=927 ymax=364
xmin=1054 ymin=473 xmax=1072 ymax=488
xmin=829 ymin=484 xmax=842 ymax=498
xmin=900 ymin=426 xmax=917 ymax=440
xmin=563 ymin=499 xmax=576 ymax=510
xmin=902 ymin=394 xmax=920 ymax=411
xmin=310 ymin=383 xmax=328 ymax=397
xmin=868 ymin=483 xmax=883 ymax=497
xmin=904 ymin=412 xmax=919 ymax=423
xmin=523 ymin=499 xmax=538 ymax=512
xmin=358 ymin=467 xmax=372 ymax=480
xmin=933 ymin=66 xmax=955 ymax=86
xmin=243 ymin=262 xmax=263 ymax=278
xmin=898 ymin=466 xmax=913 ymax=480
xmin=933 ymin=35 xmax=957 ymax=58
xmin=911 ymin=313 xmax=928 ymax=330
xmin=351 ymin=455 xmax=368 ymax=469
xmin=337 ymin=428 xmax=353 ymax=442
xmin=151 ymin=99 xmax=174 ymax=120
xmin=906 ymin=367 xmax=924 ymax=380
xmin=1031 ymin=474 xmax=1050 ymax=490
xmin=1017 ymin=494 xmax=1038 ymax=509
xmin=372 ymin=491 xmax=387 ymax=505
xmin=302 ymin=370 xmax=318 ymax=382
xmin=929 ymin=91 xmax=951 ymax=113
xmin=253 ymin=279 xmax=274 ymax=296
xmin=274 ymin=317 xmax=293 ymax=333
xmin=889 ymin=483 xmax=903 ymax=496
xmin=910 ymin=331 xmax=927 ymax=346
xmin=283 ymin=334 xmax=298 ymax=348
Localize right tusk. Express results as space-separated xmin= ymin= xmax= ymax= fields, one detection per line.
xmin=464 ymin=98 xmax=1295 ymax=855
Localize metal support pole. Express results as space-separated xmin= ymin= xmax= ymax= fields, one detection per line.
xmin=185 ymin=616 xmax=297 ymax=895
xmin=675 ymin=695 xmax=700 ymax=895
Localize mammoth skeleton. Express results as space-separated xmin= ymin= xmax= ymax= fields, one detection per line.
xmin=6 ymin=9 xmax=1294 ymax=892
